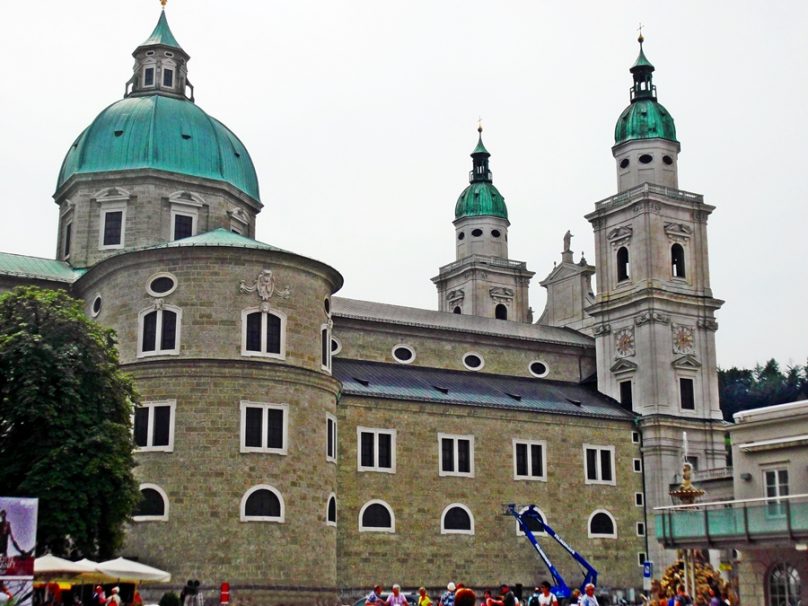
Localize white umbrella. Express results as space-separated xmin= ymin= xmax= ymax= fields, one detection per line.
xmin=35 ymin=554 xmax=97 ymax=576
xmin=96 ymin=557 xmax=171 ymax=582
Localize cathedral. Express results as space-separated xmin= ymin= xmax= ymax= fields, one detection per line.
xmin=0 ymin=9 xmax=728 ymax=606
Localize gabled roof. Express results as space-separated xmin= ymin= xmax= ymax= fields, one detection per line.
xmin=0 ymin=252 xmax=84 ymax=283
xmin=334 ymin=358 xmax=632 ymax=420
xmin=332 ymin=297 xmax=594 ymax=347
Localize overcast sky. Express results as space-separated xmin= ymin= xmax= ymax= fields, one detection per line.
xmin=1 ymin=1 xmax=806 ymax=369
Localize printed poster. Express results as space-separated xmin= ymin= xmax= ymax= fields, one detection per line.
xmin=0 ymin=497 xmax=38 ymax=606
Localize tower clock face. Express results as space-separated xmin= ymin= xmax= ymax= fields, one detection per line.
xmin=615 ymin=327 xmax=635 ymax=357
xmin=672 ymin=325 xmax=695 ymax=354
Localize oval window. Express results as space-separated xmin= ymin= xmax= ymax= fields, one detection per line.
xmin=145 ymin=50 xmax=155 ymax=56
xmin=91 ymin=296 xmax=102 ymax=317
xmin=663 ymin=155 xmax=673 ymax=165
xmin=392 ymin=345 xmax=415 ymax=364
xmin=639 ymin=154 xmax=653 ymax=164
xmin=529 ymin=361 xmax=549 ymax=378
xmin=620 ymin=158 xmax=630 ymax=169
xmin=463 ymin=353 xmax=484 ymax=371
xmin=458 ymin=232 xmax=465 ymax=241
xmin=164 ymin=51 xmax=174 ymax=58
xmin=324 ymin=298 xmax=331 ymax=314
xmin=146 ymin=273 xmax=178 ymax=297
xmin=491 ymin=229 xmax=501 ymax=238
xmin=471 ymin=229 xmax=483 ymax=237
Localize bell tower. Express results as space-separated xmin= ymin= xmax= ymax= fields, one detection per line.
xmin=432 ymin=126 xmax=534 ymax=322
xmin=585 ymin=35 xmax=727 ymax=567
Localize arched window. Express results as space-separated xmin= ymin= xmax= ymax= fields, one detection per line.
xmin=768 ymin=563 xmax=801 ymax=606
xmin=133 ymin=484 xmax=168 ymax=522
xmin=495 ymin=304 xmax=508 ymax=320
xmin=242 ymin=309 xmax=286 ymax=358
xmin=617 ymin=247 xmax=630 ymax=281
xmin=453 ymin=306 xmax=462 ymax=314
xmin=359 ymin=500 xmax=395 ymax=533
xmin=515 ymin=506 xmax=547 ymax=537
xmin=326 ymin=494 xmax=337 ymax=526
xmin=138 ymin=305 xmax=181 ymax=357
xmin=588 ymin=510 xmax=617 ymax=538
xmin=441 ymin=504 xmax=474 ymax=535
xmin=241 ymin=485 xmax=285 ymax=522
xmin=671 ymin=243 xmax=686 ymax=278
xmin=321 ymin=324 xmax=331 ymax=371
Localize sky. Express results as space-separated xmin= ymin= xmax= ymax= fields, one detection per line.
xmin=0 ymin=1 xmax=806 ymax=370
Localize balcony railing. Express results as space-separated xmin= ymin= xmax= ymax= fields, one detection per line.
xmin=593 ymin=183 xmax=705 ymax=212
xmin=655 ymin=493 xmax=808 ymax=548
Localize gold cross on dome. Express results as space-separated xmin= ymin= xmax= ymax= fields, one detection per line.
xmin=637 ymin=22 xmax=645 ymax=43
xmin=477 ymin=117 xmax=483 ymax=133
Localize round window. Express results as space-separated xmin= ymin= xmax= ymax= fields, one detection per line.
xmin=639 ymin=154 xmax=653 ymax=164
xmin=392 ymin=345 xmax=415 ymax=364
xmin=146 ymin=273 xmax=177 ymax=297
xmin=491 ymin=229 xmax=501 ymax=238
xmin=463 ymin=353 xmax=484 ymax=371
xmin=663 ymin=155 xmax=673 ymax=165
xmin=529 ymin=360 xmax=549 ymax=378
xmin=331 ymin=338 xmax=342 ymax=355
xmin=471 ymin=229 xmax=483 ymax=237
xmin=620 ymin=158 xmax=630 ymax=169
xmin=458 ymin=232 xmax=465 ymax=241
xmin=91 ymin=295 xmax=102 ymax=317
xmin=324 ymin=298 xmax=331 ymax=314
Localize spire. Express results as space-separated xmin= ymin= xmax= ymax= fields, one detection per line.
xmin=629 ymin=33 xmax=656 ymax=103
xmin=139 ymin=10 xmax=183 ymax=51
xmin=469 ymin=124 xmax=492 ymax=183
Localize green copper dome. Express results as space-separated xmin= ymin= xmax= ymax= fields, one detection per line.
xmin=614 ymin=99 xmax=677 ymax=145
xmin=455 ymin=181 xmax=508 ymax=220
xmin=57 ymin=95 xmax=260 ymax=201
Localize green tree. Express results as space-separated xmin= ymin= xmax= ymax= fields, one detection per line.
xmin=0 ymin=286 xmax=139 ymax=558
xmin=719 ymin=358 xmax=808 ymax=420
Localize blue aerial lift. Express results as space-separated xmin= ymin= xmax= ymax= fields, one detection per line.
xmin=505 ymin=504 xmax=598 ymax=601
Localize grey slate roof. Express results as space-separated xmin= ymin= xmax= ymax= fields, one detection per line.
xmin=332 ymin=297 xmax=593 ymax=347
xmin=334 ymin=358 xmax=633 ymax=421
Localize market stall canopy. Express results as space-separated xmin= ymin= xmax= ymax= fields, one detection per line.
xmin=35 ymin=555 xmax=98 ymax=576
xmin=96 ymin=557 xmax=171 ymax=582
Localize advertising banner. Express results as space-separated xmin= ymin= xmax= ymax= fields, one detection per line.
xmin=0 ymin=497 xmax=38 ymax=606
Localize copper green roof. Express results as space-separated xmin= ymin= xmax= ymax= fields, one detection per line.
xmin=615 ymin=99 xmax=677 ymax=144
xmin=57 ymin=95 xmax=260 ymax=202
xmin=139 ymin=11 xmax=183 ymax=51
xmin=472 ymin=135 xmax=490 ymax=156
xmin=0 ymin=252 xmax=84 ymax=283
xmin=455 ymin=182 xmax=508 ymax=220
xmin=631 ymin=46 xmax=654 ymax=71
xmin=143 ymin=228 xmax=285 ymax=252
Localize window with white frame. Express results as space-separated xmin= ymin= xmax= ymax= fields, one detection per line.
xmin=638 ymin=552 xmax=647 ymax=566
xmin=133 ymin=484 xmax=169 ymax=522
xmin=359 ymin=499 xmax=395 ymax=533
xmin=633 ymin=458 xmax=642 ymax=473
xmin=134 ymin=400 xmax=176 ymax=452
xmin=326 ymin=494 xmax=337 ymax=526
xmin=636 ymin=522 xmax=646 ymax=536
xmin=583 ymin=444 xmax=615 ymax=485
xmin=172 ymin=211 xmax=196 ymax=241
xmin=321 ymin=324 xmax=331 ymax=371
xmin=513 ymin=439 xmax=546 ymax=480
xmin=515 ymin=506 xmax=548 ymax=537
xmin=765 ymin=468 xmax=789 ymax=516
xmin=357 ymin=427 xmax=395 ymax=472
xmin=439 ymin=433 xmax=474 ymax=477
xmin=441 ymin=504 xmax=474 ymax=535
xmin=99 ymin=205 xmax=126 ymax=249
xmin=326 ymin=413 xmax=337 ymax=463
xmin=631 ymin=431 xmax=640 ymax=444
xmin=63 ymin=221 xmax=72 ymax=259
xmin=138 ymin=305 xmax=181 ymax=357
xmin=240 ymin=402 xmax=288 ymax=454
xmin=240 ymin=485 xmax=284 ymax=522
xmin=635 ymin=492 xmax=644 ymax=507
xmin=162 ymin=66 xmax=175 ymax=88
xmin=588 ymin=509 xmax=617 ymax=538
xmin=143 ymin=65 xmax=155 ymax=87
xmin=242 ymin=309 xmax=285 ymax=358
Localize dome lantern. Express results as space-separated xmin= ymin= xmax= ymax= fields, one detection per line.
xmin=455 ymin=126 xmax=508 ymax=221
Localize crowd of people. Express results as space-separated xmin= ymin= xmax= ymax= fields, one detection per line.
xmin=363 ymin=580 xmax=602 ymax=606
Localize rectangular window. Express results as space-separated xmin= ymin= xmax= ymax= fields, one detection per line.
xmin=633 ymin=458 xmax=642 ymax=473
xmin=321 ymin=325 xmax=331 ymax=371
xmin=635 ymin=492 xmax=644 ymax=506
xmin=144 ymin=66 xmax=155 ymax=86
xmin=685 ymin=455 xmax=699 ymax=471
xmin=133 ymin=401 xmax=176 ymax=452
xmin=765 ymin=468 xmax=789 ymax=516
xmin=619 ymin=380 xmax=633 ymax=409
xmin=326 ymin=414 xmax=337 ymax=462
xmin=632 ymin=431 xmax=640 ymax=444
xmin=102 ymin=210 xmax=123 ymax=247
xmin=513 ymin=439 xmax=546 ymax=481
xmin=438 ymin=433 xmax=474 ymax=477
xmin=242 ymin=310 xmax=284 ymax=358
xmin=356 ymin=427 xmax=396 ymax=473
xmin=638 ymin=552 xmax=647 ymax=566
xmin=163 ymin=68 xmax=174 ymax=88
xmin=583 ymin=444 xmax=615 ymax=485
xmin=240 ymin=402 xmax=288 ymax=454
xmin=680 ymin=378 xmax=695 ymax=410
xmin=173 ymin=214 xmax=194 ymax=240
xmin=636 ymin=522 xmax=646 ymax=536
xmin=63 ymin=222 xmax=72 ymax=258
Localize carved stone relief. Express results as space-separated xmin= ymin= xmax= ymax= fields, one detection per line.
xmin=635 ymin=311 xmax=670 ymax=326
xmin=607 ymin=225 xmax=633 ymax=248
xmin=240 ymin=268 xmax=291 ymax=312
xmin=664 ymin=222 xmax=692 ymax=243
xmin=489 ymin=287 xmax=514 ymax=303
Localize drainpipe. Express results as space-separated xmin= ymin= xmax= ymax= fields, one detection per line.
xmin=635 ymin=417 xmax=651 ymax=572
